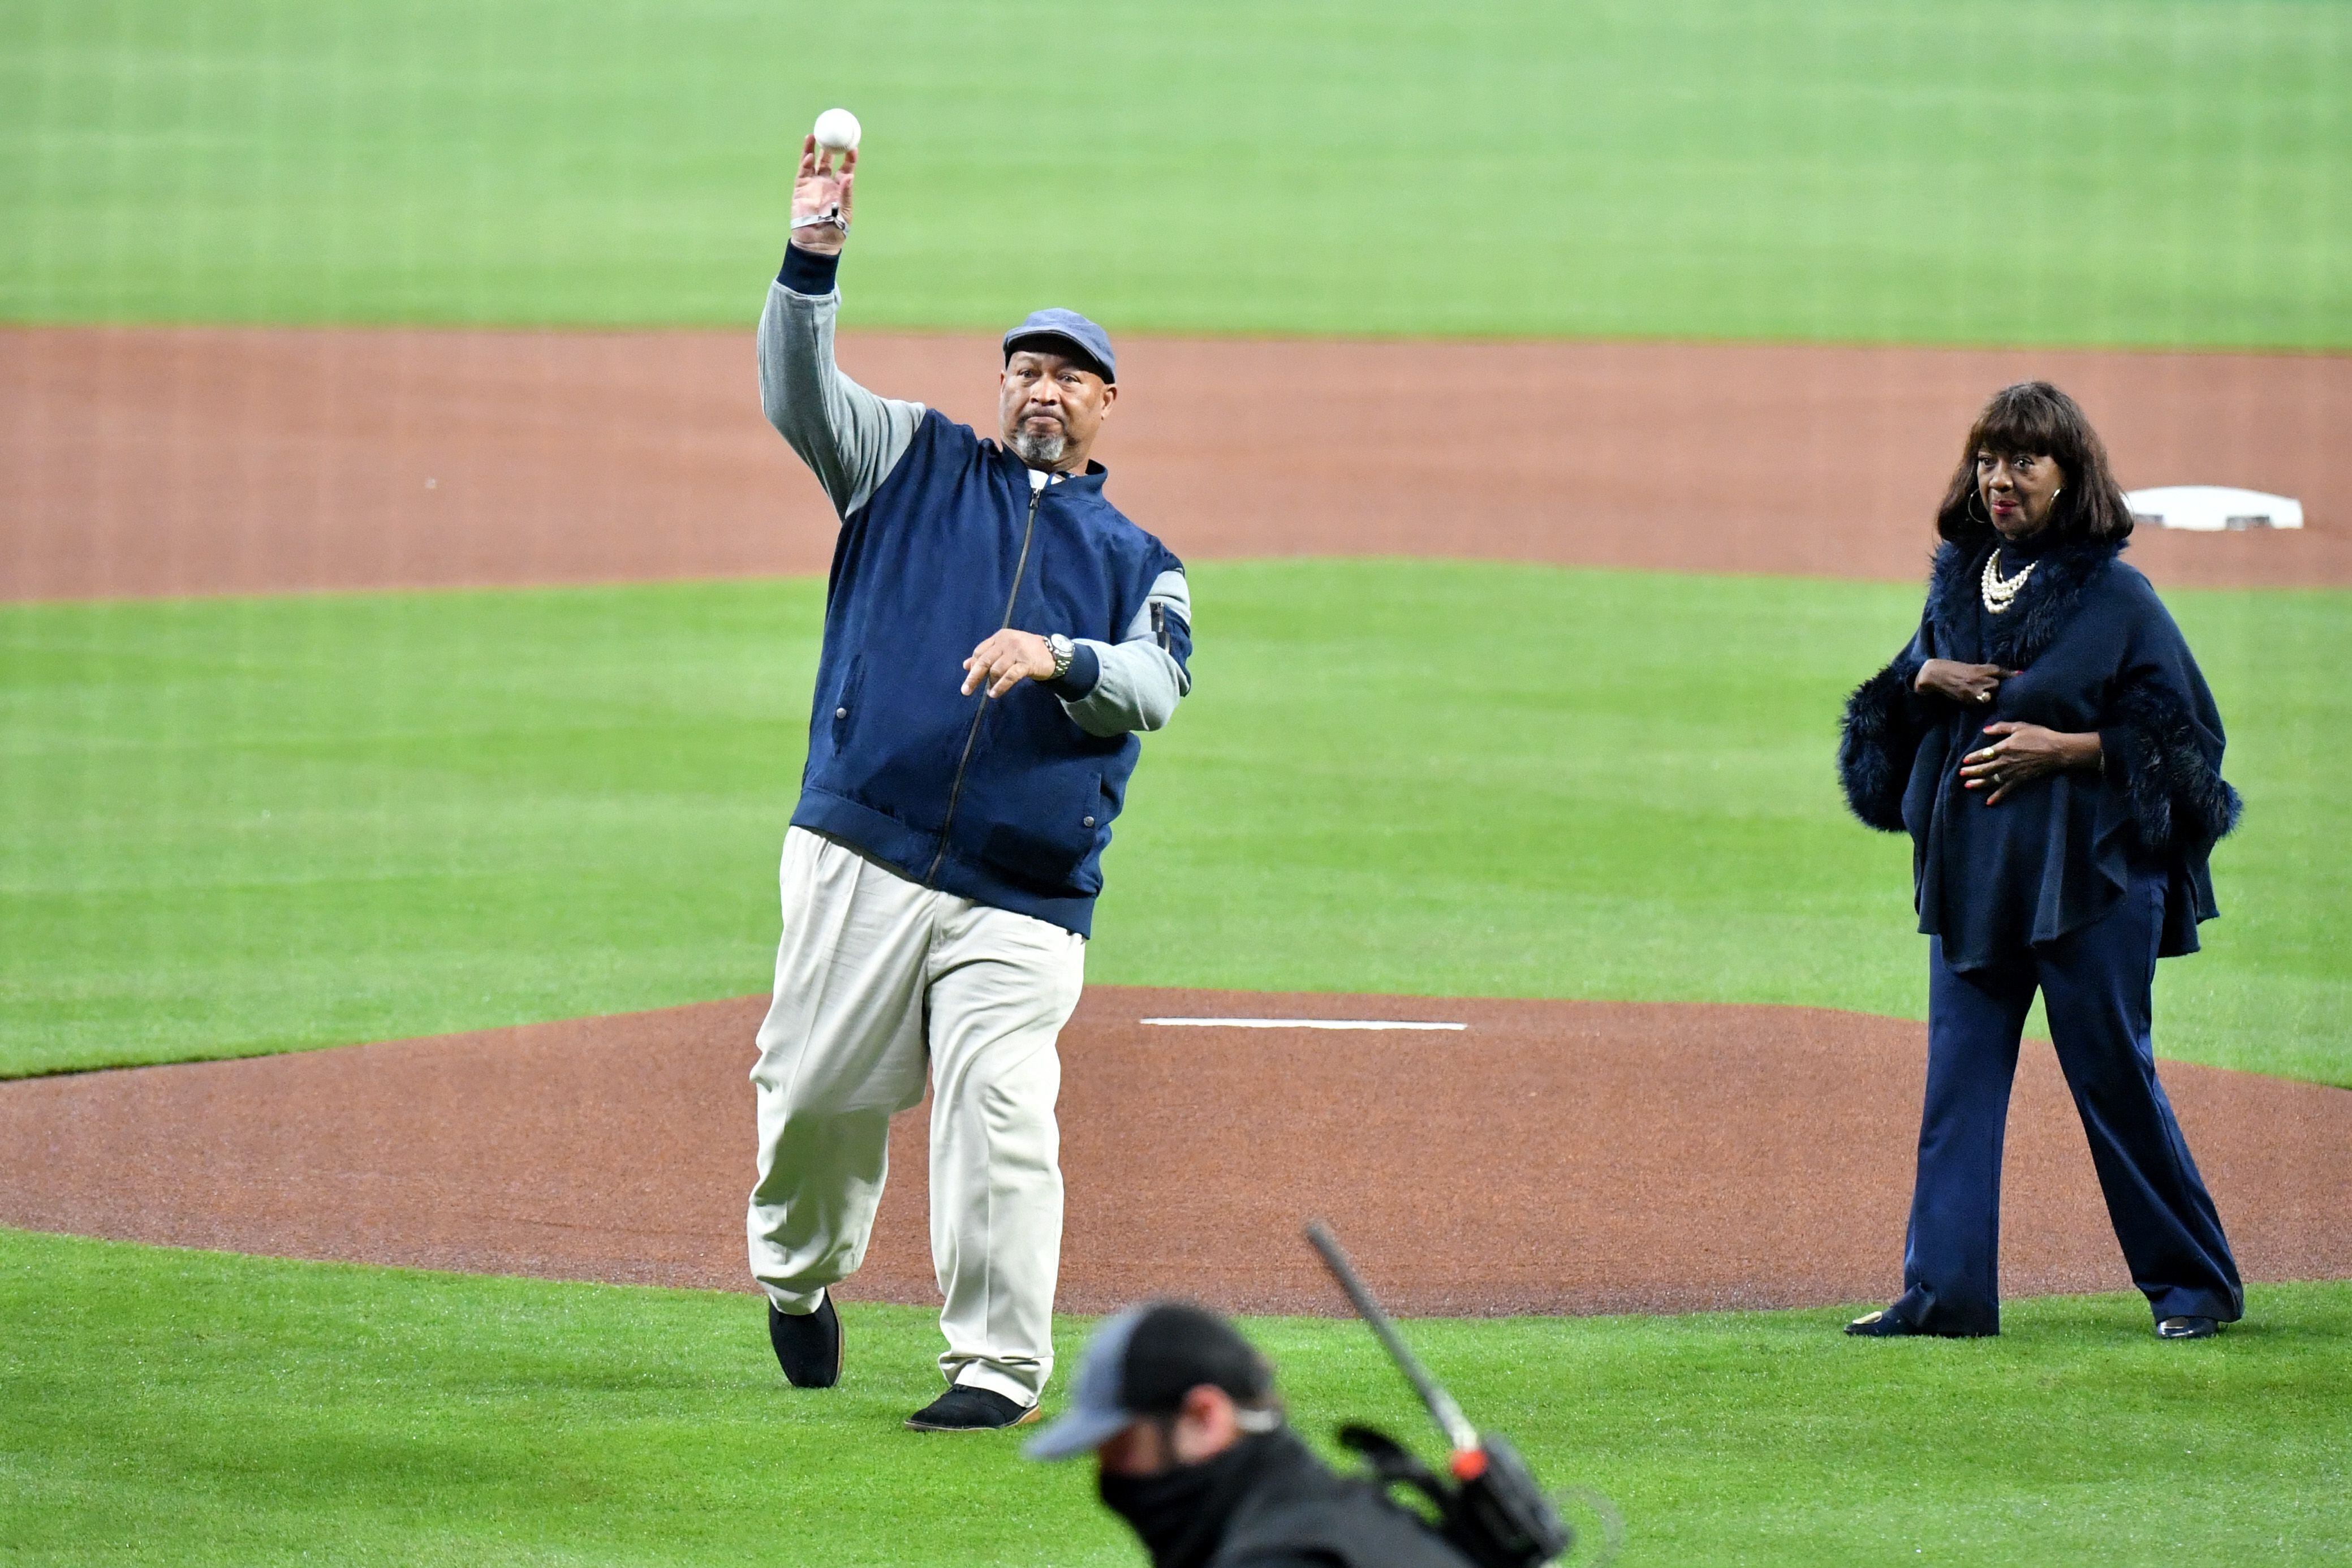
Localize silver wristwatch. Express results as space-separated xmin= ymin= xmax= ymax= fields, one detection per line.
xmin=1045 ymin=633 xmax=1075 ymax=681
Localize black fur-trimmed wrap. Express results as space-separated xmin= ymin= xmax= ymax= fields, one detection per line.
xmin=1836 ymin=528 xmax=2238 ymax=961
xmin=1838 ymin=654 xmax=1925 ymax=832
xmin=1927 ymin=535 xmax=2120 ymax=673
xmin=2101 ymin=679 xmax=2243 ymax=857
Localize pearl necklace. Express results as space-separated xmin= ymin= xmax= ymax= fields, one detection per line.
xmin=1981 ymin=548 xmax=2035 ymax=615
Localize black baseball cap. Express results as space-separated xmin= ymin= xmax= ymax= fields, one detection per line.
xmin=1024 ymin=1301 xmax=1274 ymax=1460
xmin=1003 ymin=308 xmax=1117 ymax=384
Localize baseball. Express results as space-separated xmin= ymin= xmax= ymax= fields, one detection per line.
xmin=812 ymin=107 xmax=861 ymax=153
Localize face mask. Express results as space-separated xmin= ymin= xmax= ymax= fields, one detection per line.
xmin=1097 ymin=1436 xmax=1267 ymax=1568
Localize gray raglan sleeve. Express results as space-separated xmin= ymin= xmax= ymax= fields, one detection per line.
xmin=757 ymin=276 xmax=925 ymax=519
xmin=1057 ymin=567 xmax=1194 ymax=736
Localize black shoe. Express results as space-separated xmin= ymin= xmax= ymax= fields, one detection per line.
xmin=1845 ymin=1306 xmax=1924 ymax=1338
xmin=768 ymin=1294 xmax=842 ymax=1388
xmin=2156 ymin=1315 xmax=2220 ymax=1340
xmin=904 ymin=1383 xmax=1038 ymax=1432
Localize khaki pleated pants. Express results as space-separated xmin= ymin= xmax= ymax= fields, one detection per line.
xmin=747 ymin=826 xmax=1085 ymax=1406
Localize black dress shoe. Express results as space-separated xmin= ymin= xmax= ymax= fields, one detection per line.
xmin=1844 ymin=1307 xmax=1924 ymax=1337
xmin=768 ymin=1294 xmax=842 ymax=1388
xmin=904 ymin=1384 xmax=1037 ymax=1432
xmin=2156 ymin=1315 xmax=2220 ymax=1340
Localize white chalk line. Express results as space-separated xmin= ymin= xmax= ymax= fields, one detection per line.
xmin=1139 ymin=1017 xmax=1468 ymax=1032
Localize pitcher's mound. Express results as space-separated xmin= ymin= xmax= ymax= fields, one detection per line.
xmin=2 ymin=988 xmax=2344 ymax=1316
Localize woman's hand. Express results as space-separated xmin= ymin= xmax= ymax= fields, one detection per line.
xmin=1915 ymin=658 xmax=2013 ymax=707
xmin=1961 ymin=723 xmax=2103 ymax=805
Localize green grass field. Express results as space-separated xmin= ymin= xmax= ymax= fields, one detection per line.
xmin=5 ymin=561 xmax=2346 ymax=1085
xmin=3 ymin=0 xmax=2346 ymax=346
xmin=5 ymin=1230 xmax=2346 ymax=1567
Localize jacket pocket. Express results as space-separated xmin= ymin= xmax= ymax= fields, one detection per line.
xmin=830 ymin=657 xmax=867 ymax=745
xmin=966 ymin=765 xmax=1105 ymax=893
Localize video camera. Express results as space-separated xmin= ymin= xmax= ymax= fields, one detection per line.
xmin=1307 ymin=1222 xmax=1575 ymax=1568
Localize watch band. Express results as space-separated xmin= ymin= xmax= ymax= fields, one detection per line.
xmin=1047 ymin=634 xmax=1075 ymax=680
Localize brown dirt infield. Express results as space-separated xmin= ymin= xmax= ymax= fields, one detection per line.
xmin=3 ymin=988 xmax=2344 ymax=1317
xmin=6 ymin=325 xmax=2348 ymax=602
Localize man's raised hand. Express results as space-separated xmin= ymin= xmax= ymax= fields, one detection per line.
xmin=790 ymin=134 xmax=855 ymax=257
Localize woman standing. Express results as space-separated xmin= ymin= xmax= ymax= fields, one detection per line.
xmin=1837 ymin=381 xmax=2244 ymax=1341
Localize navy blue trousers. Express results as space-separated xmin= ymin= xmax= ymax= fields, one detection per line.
xmin=1893 ymin=868 xmax=2243 ymax=1335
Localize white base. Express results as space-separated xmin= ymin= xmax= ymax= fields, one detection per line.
xmin=2123 ymin=485 xmax=2303 ymax=531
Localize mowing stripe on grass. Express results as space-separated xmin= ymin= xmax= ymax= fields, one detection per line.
xmin=4 ymin=1229 xmax=2347 ymax=1567
xmin=3 ymin=562 xmax=2344 ymax=1084
xmin=3 ymin=0 xmax=2346 ymax=346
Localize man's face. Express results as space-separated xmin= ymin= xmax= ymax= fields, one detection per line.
xmin=1000 ymin=347 xmax=1117 ymax=471
xmin=1094 ymin=1387 xmax=1243 ymax=1477
xmin=1097 ymin=1416 xmax=1175 ymax=1477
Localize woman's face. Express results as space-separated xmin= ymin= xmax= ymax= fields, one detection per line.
xmin=1976 ymin=448 xmax=2066 ymax=541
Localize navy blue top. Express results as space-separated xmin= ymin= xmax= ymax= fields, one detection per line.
xmin=789 ymin=409 xmax=1188 ymax=937
xmin=1840 ymin=533 xmax=2240 ymax=972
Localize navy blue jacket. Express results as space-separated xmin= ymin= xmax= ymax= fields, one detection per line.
xmin=759 ymin=262 xmax=1191 ymax=936
xmin=1838 ymin=533 xmax=2241 ymax=971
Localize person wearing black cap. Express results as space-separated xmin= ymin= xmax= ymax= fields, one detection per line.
xmin=1028 ymin=1302 xmax=1476 ymax=1568
xmin=744 ymin=134 xmax=1195 ymax=1431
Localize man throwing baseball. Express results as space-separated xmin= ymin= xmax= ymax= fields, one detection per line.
xmin=749 ymin=131 xmax=1192 ymax=1432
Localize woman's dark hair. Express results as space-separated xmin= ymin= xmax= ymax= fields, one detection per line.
xmin=1935 ymin=381 xmax=2135 ymax=545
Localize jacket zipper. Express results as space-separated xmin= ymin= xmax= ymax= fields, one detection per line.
xmin=924 ymin=480 xmax=1044 ymax=886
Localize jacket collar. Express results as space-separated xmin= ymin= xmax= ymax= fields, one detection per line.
xmin=1928 ymin=528 xmax=2124 ymax=667
xmin=988 ymin=440 xmax=1110 ymax=496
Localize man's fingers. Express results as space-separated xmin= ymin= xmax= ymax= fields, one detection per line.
xmin=961 ymin=637 xmax=1018 ymax=698
xmin=959 ymin=634 xmax=1050 ymax=699
xmin=986 ymin=653 xmax=1023 ymax=697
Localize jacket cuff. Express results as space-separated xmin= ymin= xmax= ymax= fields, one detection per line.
xmin=1895 ymin=653 xmax=1932 ymax=720
xmin=777 ymin=245 xmax=840 ymax=296
xmin=1044 ymin=642 xmax=1101 ymax=700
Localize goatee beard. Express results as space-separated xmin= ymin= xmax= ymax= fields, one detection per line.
xmin=1011 ymin=428 xmax=1066 ymax=467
